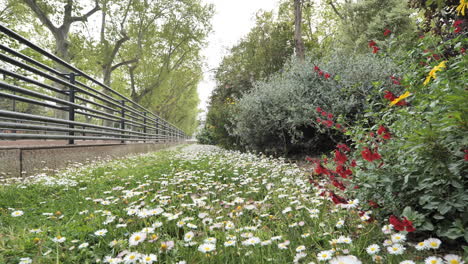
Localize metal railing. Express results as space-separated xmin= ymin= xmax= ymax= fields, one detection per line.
xmin=0 ymin=24 xmax=188 ymax=144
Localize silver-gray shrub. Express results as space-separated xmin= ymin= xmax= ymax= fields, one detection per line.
xmin=231 ymin=53 xmax=401 ymax=154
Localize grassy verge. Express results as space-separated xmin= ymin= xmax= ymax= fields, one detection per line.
xmin=0 ymin=145 xmax=463 ymax=264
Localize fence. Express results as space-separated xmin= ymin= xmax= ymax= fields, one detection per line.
xmin=0 ymin=24 xmax=187 ymax=145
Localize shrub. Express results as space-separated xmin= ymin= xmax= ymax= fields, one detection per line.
xmin=230 ymin=53 xmax=401 ymax=155
xmin=310 ymin=29 xmax=467 ymax=243
xmin=348 ymin=33 xmax=468 ymax=242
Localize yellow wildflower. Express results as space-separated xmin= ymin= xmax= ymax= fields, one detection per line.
xmin=423 ymin=60 xmax=447 ymax=85
xmin=390 ymin=91 xmax=411 ymax=106
xmin=456 ymin=0 xmax=468 ymax=16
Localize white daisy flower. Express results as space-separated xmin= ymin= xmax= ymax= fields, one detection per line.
xmin=18 ymin=257 xmax=32 ymax=264
xmin=94 ymin=229 xmax=108 ymax=237
xmin=391 ymin=233 xmax=406 ymax=243
xmin=198 ymin=243 xmax=216 ymax=253
xmin=415 ymin=241 xmax=427 ymax=250
xmin=141 ymin=254 xmax=157 ymax=264
xmin=424 ymin=238 xmax=442 ymax=249
xmin=296 ymin=245 xmax=306 ymax=252
xmin=424 ymin=256 xmax=443 ymax=264
xmin=124 ymin=252 xmax=140 ymax=263
xmin=204 ymin=237 xmax=217 ymax=244
xmin=366 ymin=244 xmax=380 ymax=255
xmin=387 ymin=244 xmax=405 ymax=255
xmin=78 ymin=242 xmax=89 ymax=249
xmin=381 ymin=224 xmax=393 ymax=234
xmin=329 ymin=255 xmax=362 ymax=264
xmin=241 ymin=237 xmax=261 ymax=246
xmin=317 ymin=250 xmax=333 ymax=261
xmin=224 ymin=240 xmax=236 ymax=247
xmin=52 ymin=236 xmax=66 ymax=243
xmin=444 ymin=254 xmax=464 ymax=264
xmin=184 ymin=231 xmax=195 ymax=242
xmin=129 ymin=232 xmax=146 ymax=246
xmin=11 ymin=210 xmax=24 ymax=217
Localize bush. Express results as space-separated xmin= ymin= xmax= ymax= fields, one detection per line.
xmin=309 ymin=30 xmax=467 ymax=243
xmin=348 ymin=33 xmax=468 ymax=242
xmin=231 ymin=53 xmax=401 ymax=155
xmin=195 ymin=125 xmax=217 ymax=145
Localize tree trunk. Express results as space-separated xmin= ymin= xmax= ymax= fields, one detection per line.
xmin=294 ymin=0 xmax=305 ymax=62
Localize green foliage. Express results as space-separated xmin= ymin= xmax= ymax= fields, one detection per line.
xmin=348 ymin=33 xmax=468 ymax=242
xmin=333 ymin=0 xmax=417 ymax=53
xmin=231 ymin=53 xmax=400 ymax=155
xmin=195 ymin=125 xmax=216 ymax=145
xmin=206 ymin=9 xmax=294 ymax=146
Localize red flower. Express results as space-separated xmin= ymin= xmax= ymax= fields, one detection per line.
xmin=384 ymin=91 xmax=397 ymax=101
xmin=314 ymin=66 xmax=320 ymax=72
xmin=464 ymin=150 xmax=468 ymax=161
xmin=337 ymin=144 xmax=350 ymax=152
xmin=316 ymin=118 xmax=321 ymax=123
xmin=393 ymin=80 xmax=401 ymax=85
xmin=454 ymin=20 xmax=463 ymax=33
xmin=350 ymin=159 xmax=357 ymax=167
xmin=321 ymin=111 xmax=327 ymax=117
xmin=325 ymin=120 xmax=333 ymax=127
xmin=389 ymin=215 xmax=415 ymax=232
xmin=330 ymin=192 xmax=347 ymax=205
xmin=377 ymin=125 xmax=387 ymax=135
xmin=319 ymin=70 xmax=324 ymax=76
xmin=372 ymin=46 xmax=379 ymax=54
xmin=316 ymin=107 xmax=322 ymax=112
xmin=334 ymin=150 xmax=348 ymax=165
xmin=314 ymin=163 xmax=329 ymax=175
xmin=368 ymin=40 xmax=376 ymax=48
xmin=324 ymin=73 xmax=331 ymax=79
xmin=384 ymin=91 xmax=407 ymax=106
xmin=335 ymin=124 xmax=342 ymax=129
xmin=368 ymin=200 xmax=379 ymax=208
xmin=461 ymin=48 xmax=466 ymax=54
xmin=382 ymin=133 xmax=391 ymax=140
xmin=336 ymin=164 xmax=352 ymax=178
xmin=361 ymin=147 xmax=381 ymax=162
xmin=332 ymin=179 xmax=346 ymax=191
xmin=383 ymin=29 xmax=392 ymax=36
xmin=327 ymin=113 xmax=333 ymax=119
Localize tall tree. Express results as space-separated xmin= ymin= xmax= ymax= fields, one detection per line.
xmin=294 ymin=0 xmax=305 ymax=61
xmin=22 ymin=0 xmax=100 ymax=63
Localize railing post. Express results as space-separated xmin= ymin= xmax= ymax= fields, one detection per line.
xmin=142 ymin=111 xmax=147 ymax=143
xmin=67 ymin=72 xmax=77 ymax=145
xmin=155 ymin=118 xmax=159 ymax=142
xmin=120 ymin=100 xmax=125 ymax=144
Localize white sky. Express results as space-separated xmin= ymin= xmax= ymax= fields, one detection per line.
xmin=197 ymin=0 xmax=280 ymax=119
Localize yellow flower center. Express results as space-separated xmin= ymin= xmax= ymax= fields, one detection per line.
xmin=161 ymin=243 xmax=168 ymax=249
xmin=430 ymin=242 xmax=437 ymax=247
xmin=134 ymin=236 xmax=141 ymax=241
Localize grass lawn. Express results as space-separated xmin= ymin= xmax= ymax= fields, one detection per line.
xmin=0 ymin=145 xmax=464 ymax=264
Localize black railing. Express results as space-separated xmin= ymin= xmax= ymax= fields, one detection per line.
xmin=0 ymin=24 xmax=188 ymax=144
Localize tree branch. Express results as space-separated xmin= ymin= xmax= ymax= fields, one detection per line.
xmin=70 ymin=0 xmax=100 ymax=23
xmin=328 ymin=0 xmax=344 ymax=21
xmin=111 ymin=58 xmax=139 ymax=72
xmin=22 ymin=0 xmax=57 ymax=33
